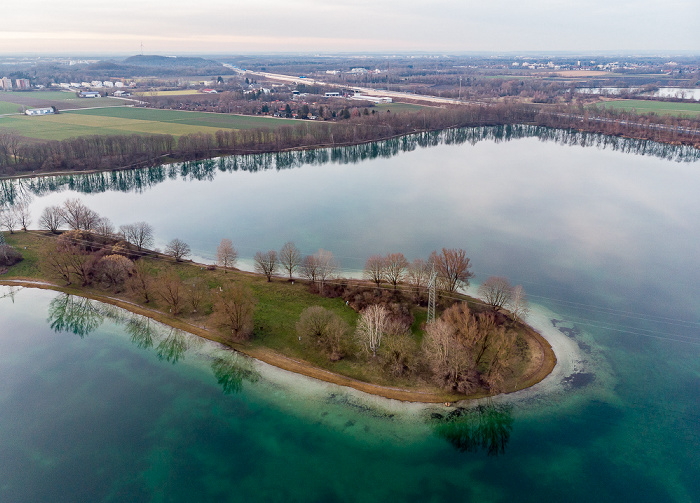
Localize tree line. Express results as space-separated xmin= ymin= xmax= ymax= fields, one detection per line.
xmin=2 ymin=103 xmax=697 ymax=177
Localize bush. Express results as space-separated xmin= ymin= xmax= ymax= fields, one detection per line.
xmin=0 ymin=244 xmax=22 ymax=267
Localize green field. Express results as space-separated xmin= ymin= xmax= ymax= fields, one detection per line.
xmin=135 ymin=89 xmax=202 ymax=96
xmin=0 ymin=102 xmax=21 ymax=115
xmin=0 ymin=90 xmax=132 ymax=111
xmin=374 ymin=102 xmax=427 ymax=113
xmin=0 ymin=106 xmax=299 ymax=141
xmin=596 ymin=99 xmax=700 ymax=117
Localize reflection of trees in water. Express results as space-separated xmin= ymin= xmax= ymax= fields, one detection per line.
xmin=210 ymin=351 xmax=260 ymax=394
xmin=3 ymin=125 xmax=697 ymax=206
xmin=124 ymin=316 xmax=158 ymax=350
xmin=433 ymin=402 xmax=514 ymax=456
xmin=155 ymin=327 xmax=190 ymax=364
xmin=47 ymin=293 xmax=105 ymax=338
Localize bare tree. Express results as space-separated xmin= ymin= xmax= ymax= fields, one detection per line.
xmin=430 ymin=248 xmax=474 ymax=293
xmin=217 ymin=238 xmax=238 ymax=273
xmin=423 ymin=317 xmax=476 ymax=394
xmin=165 ymin=238 xmax=191 ymax=262
xmin=356 ymin=304 xmax=389 ymax=357
xmin=39 ymin=205 xmax=64 ymax=234
xmin=0 ymin=207 xmax=18 ymax=234
xmin=42 ymin=242 xmax=73 ymax=285
xmin=508 ymin=285 xmax=530 ymax=322
xmin=384 ymin=252 xmax=409 ymax=290
xmin=315 ymin=249 xmax=338 ymax=293
xmin=300 ymin=254 xmax=319 ymax=283
xmin=96 ymin=254 xmax=133 ymax=288
xmin=407 ymin=258 xmax=431 ymax=294
xmin=296 ymin=305 xmax=349 ymax=361
xmin=478 ymin=276 xmax=513 ymax=311
xmin=279 ymin=241 xmax=301 ymax=280
xmin=127 ymin=259 xmax=154 ymax=303
xmin=158 ymin=271 xmax=185 ymax=314
xmin=213 ymin=284 xmax=256 ymax=341
xmin=186 ymin=278 xmax=209 ymax=313
xmin=254 ymin=250 xmax=278 ymax=281
xmin=14 ymin=202 xmax=31 ymax=232
xmin=94 ymin=217 xmax=115 ymax=238
xmin=119 ymin=222 xmax=154 ymax=251
xmin=61 ymin=199 xmax=100 ymax=231
xmin=363 ymin=255 xmax=385 ymax=286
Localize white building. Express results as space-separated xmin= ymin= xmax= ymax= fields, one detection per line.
xmin=25 ymin=107 xmax=56 ymax=116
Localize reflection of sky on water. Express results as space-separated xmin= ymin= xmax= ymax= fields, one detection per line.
xmin=15 ymin=128 xmax=700 ymax=328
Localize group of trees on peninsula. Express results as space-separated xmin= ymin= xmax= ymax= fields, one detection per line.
xmin=2 ymin=196 xmax=532 ymax=396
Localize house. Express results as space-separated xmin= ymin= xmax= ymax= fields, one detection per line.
xmin=113 ymin=90 xmax=130 ymax=97
xmin=79 ymin=91 xmax=101 ymax=98
xmin=15 ymin=79 xmax=31 ymax=90
xmin=325 ymin=92 xmax=341 ymax=97
xmin=0 ymin=77 xmax=12 ymax=90
xmin=25 ymin=107 xmax=56 ymax=116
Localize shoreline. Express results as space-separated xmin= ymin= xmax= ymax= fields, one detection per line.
xmin=2 ymin=122 xmax=698 ymax=183
xmin=0 ymin=279 xmax=557 ymax=403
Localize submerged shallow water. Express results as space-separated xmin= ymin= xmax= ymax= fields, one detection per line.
xmin=1 ymin=126 xmax=699 ymax=501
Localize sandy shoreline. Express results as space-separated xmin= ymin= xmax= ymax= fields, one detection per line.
xmin=0 ymin=279 xmax=566 ymax=405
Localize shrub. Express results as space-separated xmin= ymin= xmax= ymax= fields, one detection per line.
xmin=0 ymin=244 xmax=22 ymax=267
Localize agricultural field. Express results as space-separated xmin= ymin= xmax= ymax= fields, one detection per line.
xmin=0 ymin=106 xmax=298 ymax=141
xmin=0 ymin=101 xmax=20 ymax=115
xmin=374 ymin=102 xmax=427 ymax=113
xmin=0 ymin=90 xmax=132 ymax=112
xmin=595 ymin=99 xmax=700 ymax=117
xmin=134 ymin=89 xmax=202 ymax=96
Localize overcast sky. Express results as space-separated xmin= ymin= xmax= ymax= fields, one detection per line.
xmin=1 ymin=0 xmax=698 ymax=55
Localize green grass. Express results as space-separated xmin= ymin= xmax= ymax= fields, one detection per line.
xmin=595 ymin=99 xmax=700 ymax=117
xmin=0 ymin=107 xmax=297 ymax=141
xmin=0 ymin=91 xmax=79 ymax=102
xmin=374 ymin=102 xmax=427 ymax=113
xmin=0 ymin=102 xmax=21 ymax=115
xmin=0 ymin=91 xmax=131 ymax=109
xmin=135 ymin=90 xmax=202 ymax=96
xmin=3 ymin=232 xmax=44 ymax=278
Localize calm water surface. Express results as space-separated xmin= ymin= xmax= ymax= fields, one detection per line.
xmin=1 ymin=126 xmax=699 ymax=501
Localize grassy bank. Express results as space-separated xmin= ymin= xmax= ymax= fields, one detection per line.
xmin=1 ymin=230 xmax=555 ymax=403
xmin=595 ymin=99 xmax=700 ymax=117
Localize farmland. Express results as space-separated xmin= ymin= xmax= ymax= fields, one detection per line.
xmin=134 ymin=89 xmax=202 ymax=96
xmin=0 ymin=90 xmax=132 ymax=112
xmin=0 ymin=106 xmax=299 ymax=141
xmin=595 ymin=99 xmax=700 ymax=117
xmin=374 ymin=102 xmax=427 ymax=113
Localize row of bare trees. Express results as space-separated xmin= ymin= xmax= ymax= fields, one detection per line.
xmin=364 ymin=248 xmax=474 ymax=294
xmin=1 ymin=103 xmax=539 ymax=175
xmin=252 ymin=242 xmax=338 ymax=290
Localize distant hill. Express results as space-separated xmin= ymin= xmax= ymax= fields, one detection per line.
xmin=123 ymin=55 xmax=224 ymax=69
xmin=77 ymin=55 xmax=234 ymax=77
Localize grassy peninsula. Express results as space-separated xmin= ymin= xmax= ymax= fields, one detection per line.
xmin=0 ymin=229 xmax=555 ymax=403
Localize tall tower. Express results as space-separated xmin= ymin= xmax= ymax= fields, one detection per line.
xmin=426 ymin=268 xmax=438 ymax=324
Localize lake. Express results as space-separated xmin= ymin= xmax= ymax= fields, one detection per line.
xmin=1 ymin=125 xmax=699 ymax=502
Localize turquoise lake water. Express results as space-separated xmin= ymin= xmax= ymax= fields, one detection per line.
xmin=1 ymin=126 xmax=698 ymax=501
